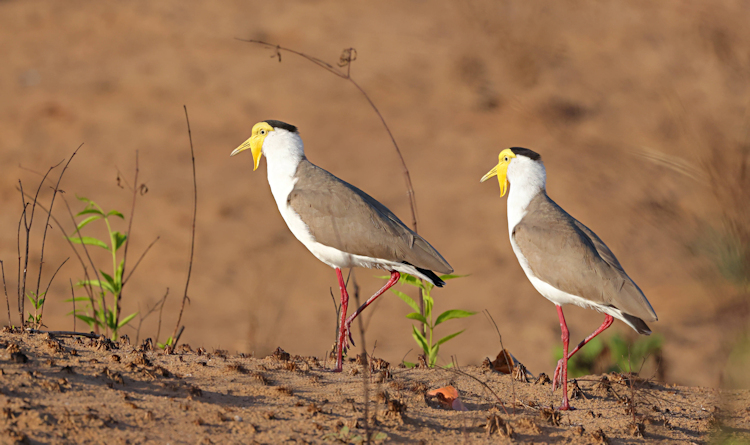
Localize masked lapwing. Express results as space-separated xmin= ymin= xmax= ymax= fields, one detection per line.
xmin=481 ymin=147 xmax=657 ymax=410
xmin=231 ymin=120 xmax=453 ymax=372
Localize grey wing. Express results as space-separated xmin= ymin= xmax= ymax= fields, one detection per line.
xmin=287 ymin=166 xmax=452 ymax=273
xmin=513 ymin=208 xmax=657 ymax=322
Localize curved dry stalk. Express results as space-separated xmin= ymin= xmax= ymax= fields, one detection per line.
xmin=19 ymin=160 xmax=64 ymax=324
xmin=34 ymin=145 xmax=83 ymax=308
xmin=118 ymin=150 xmax=140 ymax=323
xmin=170 ymin=105 xmax=198 ymax=348
xmin=38 ymin=257 xmax=70 ymax=323
xmin=1 ymin=261 xmax=9 ymax=326
xmin=122 ymin=237 xmax=160 ymax=285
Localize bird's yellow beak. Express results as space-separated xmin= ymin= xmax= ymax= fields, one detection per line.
xmin=230 ymin=136 xmax=263 ymax=171
xmin=480 ymin=164 xmax=509 ymax=196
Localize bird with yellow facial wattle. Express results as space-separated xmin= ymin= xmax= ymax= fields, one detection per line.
xmin=480 ymin=147 xmax=657 ymax=410
xmin=231 ymin=120 xmax=453 ymax=372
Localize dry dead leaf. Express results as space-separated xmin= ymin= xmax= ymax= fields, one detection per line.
xmin=426 ymin=386 xmax=468 ymax=411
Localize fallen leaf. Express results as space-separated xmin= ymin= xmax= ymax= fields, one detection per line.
xmin=492 ymin=349 xmax=514 ymax=374
xmin=427 ymin=386 xmax=469 ymax=411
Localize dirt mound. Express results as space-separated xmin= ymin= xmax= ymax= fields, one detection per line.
xmin=0 ymin=331 xmax=746 ymax=444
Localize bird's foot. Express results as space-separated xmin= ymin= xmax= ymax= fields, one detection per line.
xmin=552 ymin=359 xmax=565 ymax=391
xmin=557 ymin=400 xmax=575 ymax=411
xmin=341 ymin=320 xmax=356 ymax=352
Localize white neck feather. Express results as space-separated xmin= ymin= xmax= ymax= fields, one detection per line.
xmin=506 ymin=156 xmax=546 ymax=233
xmin=262 ymin=130 xmax=306 ymax=208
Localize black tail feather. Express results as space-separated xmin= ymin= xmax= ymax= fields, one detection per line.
xmin=415 ymin=267 xmax=445 ymax=287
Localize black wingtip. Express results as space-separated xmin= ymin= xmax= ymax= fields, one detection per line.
xmin=622 ymin=313 xmax=652 ymax=335
xmin=415 ymin=267 xmax=445 ymax=287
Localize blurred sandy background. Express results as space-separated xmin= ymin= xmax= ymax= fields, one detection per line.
xmin=1 ymin=1 xmax=748 ymax=388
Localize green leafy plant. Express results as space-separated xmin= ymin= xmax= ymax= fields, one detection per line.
xmin=66 ymin=196 xmax=137 ymax=340
xmin=554 ymin=333 xmax=664 ymax=377
xmin=26 ymin=291 xmax=45 ymax=327
xmin=389 ymin=274 xmax=475 ymax=368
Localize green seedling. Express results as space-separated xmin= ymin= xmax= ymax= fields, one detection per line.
xmin=26 ymin=291 xmax=45 ymax=327
xmin=65 ymin=196 xmax=137 ymax=340
xmin=388 ymin=273 xmax=475 ymax=368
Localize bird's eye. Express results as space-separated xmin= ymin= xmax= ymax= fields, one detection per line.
xmin=504 ymin=156 xmax=509 ymax=162
xmin=260 ymin=129 xmax=266 ymax=135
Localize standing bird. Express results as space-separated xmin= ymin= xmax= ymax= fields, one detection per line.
xmin=480 ymin=147 xmax=657 ymax=410
xmin=231 ymin=120 xmax=453 ymax=372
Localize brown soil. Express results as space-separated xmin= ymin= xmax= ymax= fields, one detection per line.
xmin=1 ymin=331 xmax=748 ymax=444
xmin=1 ymin=2 xmax=750 ymax=442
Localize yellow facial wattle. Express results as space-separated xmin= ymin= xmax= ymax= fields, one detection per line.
xmin=230 ymin=122 xmax=273 ymax=171
xmin=480 ymin=148 xmax=516 ymax=197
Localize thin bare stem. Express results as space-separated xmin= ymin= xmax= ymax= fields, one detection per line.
xmin=450 ymin=356 xmax=509 ymax=415
xmin=38 ymin=257 xmax=70 ymax=323
xmin=170 ymin=105 xmax=198 ymax=347
xmin=17 ymin=185 xmax=28 ymax=326
xmin=20 ymin=160 xmax=64 ymax=325
xmin=155 ymin=287 xmax=169 ymax=345
xmin=118 ymin=150 xmax=140 ymax=324
xmin=122 ymin=237 xmax=160 ymax=285
xmin=34 ymin=145 xmax=82 ymax=311
xmin=0 ymin=261 xmax=9 ymax=326
xmin=70 ymin=279 xmax=76 ymax=331
xmin=483 ymin=309 xmax=515 ymax=413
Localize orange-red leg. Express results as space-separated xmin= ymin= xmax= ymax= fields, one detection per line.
xmin=341 ymin=271 xmax=400 ymax=351
xmin=555 ymin=305 xmax=573 ymax=410
xmin=552 ymin=314 xmax=614 ymax=391
xmin=334 ymin=267 xmax=349 ymax=372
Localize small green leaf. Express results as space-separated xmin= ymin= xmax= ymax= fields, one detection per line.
xmin=66 ymin=236 xmax=109 ymax=250
xmin=107 ymin=210 xmax=125 ymax=219
xmin=64 ymin=296 xmax=92 ymax=303
xmin=423 ymin=295 xmax=434 ymax=319
xmin=412 ymin=325 xmax=429 ymax=354
xmin=374 ymin=432 xmax=388 ymax=441
xmin=435 ymin=309 xmax=476 ymax=326
xmin=117 ymin=312 xmax=138 ymax=329
xmin=402 ymin=361 xmax=416 ymax=368
xmin=399 ymin=274 xmax=425 ymax=290
xmin=76 ymin=215 xmax=102 ymax=231
xmin=99 ymin=270 xmax=117 ymax=294
xmin=392 ymin=290 xmax=419 ymax=313
xmin=436 ymin=329 xmax=465 ymax=346
xmin=113 ymin=232 xmax=128 ymax=251
xmin=75 ymin=195 xmax=92 ymax=204
xmin=116 ymin=259 xmax=124 ymax=283
xmin=442 ymin=362 xmax=454 ymax=369
xmin=76 ymin=208 xmax=105 ymax=217
xmin=340 ymin=426 xmax=349 ymax=435
xmin=405 ymin=312 xmax=428 ymax=324
xmin=438 ymin=273 xmax=469 ymax=281
xmin=75 ymin=314 xmax=98 ymax=326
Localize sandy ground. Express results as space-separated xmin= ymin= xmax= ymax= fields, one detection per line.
xmin=0 ymin=0 xmax=749 ymax=402
xmin=1 ymin=330 xmax=748 ymax=444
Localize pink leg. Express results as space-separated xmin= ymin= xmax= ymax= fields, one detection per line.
xmin=553 ymin=315 xmax=614 ymax=390
xmin=341 ymin=271 xmax=400 ymax=351
xmin=334 ymin=268 xmax=349 ymax=373
xmin=556 ymin=305 xmax=573 ymax=411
